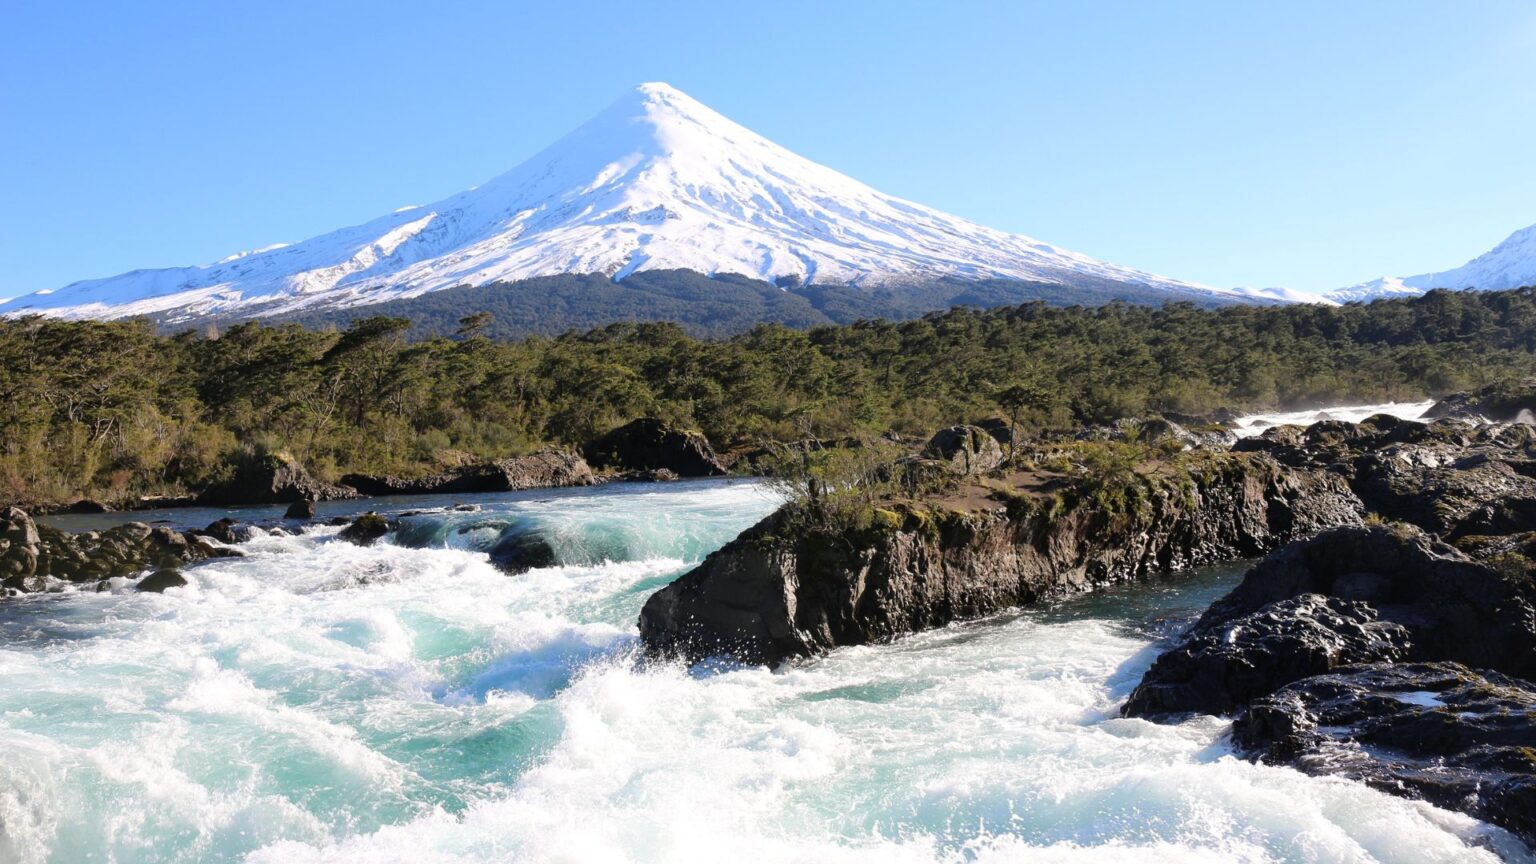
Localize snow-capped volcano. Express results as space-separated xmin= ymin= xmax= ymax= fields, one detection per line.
xmin=1330 ymin=222 xmax=1536 ymax=302
xmin=4 ymin=83 xmax=1272 ymax=321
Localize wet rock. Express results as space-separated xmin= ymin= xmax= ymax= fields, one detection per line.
xmin=1122 ymin=594 xmax=1411 ymax=718
xmin=488 ymin=531 xmax=557 ymax=574
xmin=923 ymin=425 xmax=1005 ymax=476
xmin=338 ymin=513 xmax=392 ymax=546
xmin=584 ymin=419 xmax=726 ymax=477
xmin=200 ymin=518 xmax=246 ymax=545
xmin=622 ymin=467 xmax=680 ymax=482
xmin=1232 ymin=662 xmax=1536 ymax=845
xmin=66 ymin=499 xmax=112 ymax=514
xmin=1194 ymin=525 xmax=1536 ymax=680
xmin=135 ymin=568 xmax=188 ymax=593
xmin=342 ymin=450 xmax=596 ymax=495
xmin=284 ymin=500 xmax=316 ymax=520
xmin=640 ymin=454 xmax=1362 ymax=665
xmin=1 ymin=507 xmax=235 ymax=596
xmin=1125 ymin=524 xmax=1536 ymax=718
xmin=199 ymin=453 xmax=359 ymax=505
xmin=1427 ymin=379 xmax=1536 ymax=424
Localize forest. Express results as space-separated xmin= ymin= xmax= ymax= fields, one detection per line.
xmin=2 ymin=286 xmax=1534 ymax=507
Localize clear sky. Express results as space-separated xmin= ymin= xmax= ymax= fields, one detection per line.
xmin=4 ymin=1 xmax=1535 ymax=297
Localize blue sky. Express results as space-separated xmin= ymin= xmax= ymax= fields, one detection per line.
xmin=3 ymin=1 xmax=1535 ymax=296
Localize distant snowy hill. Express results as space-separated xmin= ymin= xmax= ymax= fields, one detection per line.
xmin=4 ymin=83 xmax=1292 ymax=322
xmin=1330 ymin=222 xmax=1536 ymax=302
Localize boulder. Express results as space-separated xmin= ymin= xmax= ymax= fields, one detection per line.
xmin=0 ymin=506 xmax=42 ymax=578
xmin=200 ymin=518 xmax=246 ymax=544
xmin=135 ymin=568 xmax=188 ymax=593
xmin=1 ymin=507 xmax=238 ymax=596
xmin=584 ymin=419 xmax=726 ymax=477
xmin=922 ymin=425 xmax=1005 ymax=476
xmin=487 ymin=530 xmax=558 ymax=574
xmin=338 ymin=513 xmax=392 ymax=546
xmin=1121 ymin=594 xmax=1410 ymax=718
xmin=199 ymin=454 xmax=359 ymax=506
xmin=284 ymin=500 xmax=316 ymax=520
xmin=1233 ymin=662 xmax=1536 ymax=846
xmin=1125 ymin=524 xmax=1536 ymax=718
xmin=65 ymin=499 xmax=112 ymax=514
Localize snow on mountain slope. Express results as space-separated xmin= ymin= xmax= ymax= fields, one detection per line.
xmin=1330 ymin=222 xmax=1536 ymax=302
xmin=4 ymin=83 xmax=1271 ymax=321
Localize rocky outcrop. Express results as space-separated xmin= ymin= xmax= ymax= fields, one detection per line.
xmin=1233 ymin=413 xmax=1536 ymax=539
xmin=1426 ymin=379 xmax=1536 ymax=423
xmin=284 ymin=500 xmax=316 ymax=520
xmin=1233 ymin=662 xmax=1536 ymax=846
xmin=584 ymin=419 xmax=726 ymax=477
xmin=1121 ymin=593 xmax=1411 ymax=718
xmin=639 ymin=453 xmax=1362 ymax=665
xmin=1078 ymin=416 xmax=1236 ymax=450
xmin=1 ymin=507 xmax=238 ymax=596
xmin=341 ymin=450 xmax=596 ymax=496
xmin=1125 ymin=525 xmax=1536 ymax=718
xmin=199 ymin=454 xmax=360 ymax=506
xmin=923 ymin=425 xmax=1005 ymax=476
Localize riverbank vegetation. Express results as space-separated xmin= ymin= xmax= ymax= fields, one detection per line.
xmin=3 ymin=286 xmax=1534 ymax=507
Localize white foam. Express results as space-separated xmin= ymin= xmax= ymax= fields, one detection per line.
xmin=0 ymin=482 xmax=1527 ymax=863
xmin=1232 ymin=401 xmax=1436 ymax=437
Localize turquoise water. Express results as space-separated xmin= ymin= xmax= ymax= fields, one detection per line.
xmin=1 ymin=479 xmax=1529 ymax=863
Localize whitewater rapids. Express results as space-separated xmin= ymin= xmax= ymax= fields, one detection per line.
xmin=0 ymin=477 xmax=1529 ymax=862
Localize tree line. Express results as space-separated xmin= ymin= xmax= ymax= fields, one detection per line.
xmin=2 ymin=286 xmax=1533 ymax=506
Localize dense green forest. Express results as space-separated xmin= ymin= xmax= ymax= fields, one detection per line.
xmin=3 ymin=287 xmax=1534 ymax=507
xmin=272 ymin=269 xmax=1239 ymax=340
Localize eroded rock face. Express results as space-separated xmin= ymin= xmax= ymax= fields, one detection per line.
xmin=639 ymin=454 xmax=1363 ymax=665
xmin=1233 ymin=413 xmax=1536 ymax=540
xmin=584 ymin=419 xmax=726 ymax=477
xmin=342 ymin=450 xmax=596 ymax=496
xmin=1233 ymin=662 xmax=1536 ymax=845
xmin=1427 ymin=379 xmax=1536 ymax=423
xmin=923 ymin=425 xmax=1005 ymax=476
xmin=1191 ymin=525 xmax=1536 ymax=681
xmin=199 ymin=454 xmax=360 ymax=506
xmin=1121 ymin=594 xmax=1411 ymax=718
xmin=1 ymin=507 xmax=238 ymax=596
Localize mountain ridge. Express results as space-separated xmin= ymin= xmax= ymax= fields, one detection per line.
xmin=2 ymin=83 xmax=1298 ymax=322
xmin=1330 ymin=222 xmax=1536 ymax=302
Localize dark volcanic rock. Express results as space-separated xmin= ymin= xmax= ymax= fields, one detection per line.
xmin=640 ymin=454 xmax=1362 ymax=665
xmin=1122 ymin=594 xmax=1411 ymax=718
xmin=200 ymin=518 xmax=246 ymax=545
xmin=1125 ymin=524 xmax=1536 ymax=720
xmin=488 ymin=530 xmax=557 ymax=574
xmin=199 ymin=454 xmax=359 ymax=506
xmin=284 ymin=500 xmax=316 ymax=520
xmin=1233 ymin=662 xmax=1536 ymax=845
xmin=1194 ymin=525 xmax=1536 ymax=680
xmin=585 ymin=419 xmax=726 ymax=477
xmin=1427 ymin=379 xmax=1536 ymax=424
xmin=338 ymin=513 xmax=392 ymax=546
xmin=923 ymin=425 xmax=1005 ymax=476
xmin=1233 ymin=413 xmax=1536 ymax=539
xmin=136 ymin=568 xmax=188 ymax=593
xmin=342 ymin=450 xmax=595 ymax=496
xmin=1 ymin=507 xmax=237 ymax=596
